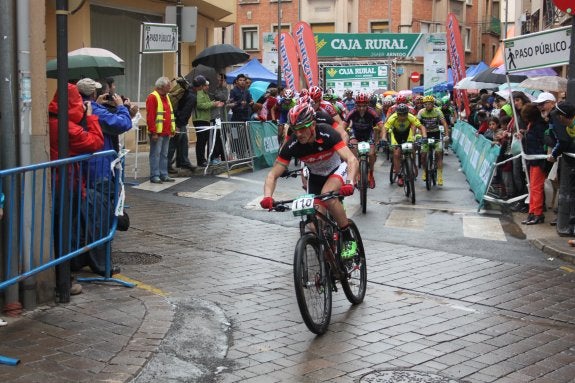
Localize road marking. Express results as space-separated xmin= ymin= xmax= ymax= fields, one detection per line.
xmin=385 ymin=208 xmax=426 ymax=230
xmin=560 ymin=266 xmax=574 ymax=273
xmin=133 ymin=177 xmax=189 ymax=192
xmin=462 ymin=216 xmax=506 ymax=241
xmin=177 ymin=180 xmax=238 ymax=201
xmin=115 ymin=275 xmax=169 ymax=297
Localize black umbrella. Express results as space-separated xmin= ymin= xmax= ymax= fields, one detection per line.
xmin=184 ymin=64 xmax=218 ymax=96
xmin=192 ymin=44 xmax=249 ymax=69
xmin=471 ymin=67 xmax=527 ymax=85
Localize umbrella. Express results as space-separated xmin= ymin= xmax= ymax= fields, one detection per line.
xmin=46 ymin=47 xmax=125 ymax=80
xmin=192 ymin=44 xmax=249 ymax=69
xmin=471 ymin=67 xmax=527 ymax=84
xmin=249 ymin=81 xmax=271 ymax=103
xmin=519 ymin=76 xmax=567 ymax=92
xmin=454 ymin=76 xmax=499 ymax=90
xmin=497 ymin=83 xmax=541 ymax=98
xmin=398 ymin=89 xmax=412 ymax=96
xmin=383 ymin=90 xmax=397 ymax=96
xmin=493 ymin=64 xmax=557 ymax=77
xmin=495 ymin=89 xmax=537 ymax=102
xmin=184 ymin=64 xmax=218 ymax=96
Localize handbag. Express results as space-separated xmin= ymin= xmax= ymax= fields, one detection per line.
xmin=510 ymin=135 xmax=522 ymax=156
xmin=117 ymin=210 xmax=130 ymax=231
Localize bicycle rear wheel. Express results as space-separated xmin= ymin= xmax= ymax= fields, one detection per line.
xmin=293 ymin=234 xmax=332 ymax=335
xmin=402 ymin=158 xmax=410 ymax=197
xmin=425 ymin=151 xmax=433 ymax=191
xmin=389 ymin=157 xmax=395 ymax=184
xmin=405 ymin=156 xmax=416 ymax=204
xmin=360 ymin=159 xmax=368 ymax=214
xmin=339 ymin=220 xmax=367 ymax=304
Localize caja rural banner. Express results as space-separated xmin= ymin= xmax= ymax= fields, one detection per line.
xmin=275 ymin=33 xmax=300 ymax=92
xmin=451 ymin=121 xmax=500 ymax=208
xmin=446 ymin=14 xmax=470 ymax=118
xmin=294 ymin=22 xmax=319 ymax=88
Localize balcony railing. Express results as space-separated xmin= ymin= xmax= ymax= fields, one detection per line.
xmin=481 ymin=17 xmax=501 ymax=36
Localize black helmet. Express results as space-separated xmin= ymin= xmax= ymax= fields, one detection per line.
xmin=288 ymin=103 xmax=315 ymax=129
xmin=396 ymin=103 xmax=409 ymax=114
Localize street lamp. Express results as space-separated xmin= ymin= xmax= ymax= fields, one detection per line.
xmin=277 ymin=0 xmax=282 ymax=87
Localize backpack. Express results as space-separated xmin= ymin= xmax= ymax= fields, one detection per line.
xmin=168 ymin=77 xmax=190 ymax=111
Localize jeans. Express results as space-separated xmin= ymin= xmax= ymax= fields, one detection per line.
xmin=149 ymin=134 xmax=170 ymax=179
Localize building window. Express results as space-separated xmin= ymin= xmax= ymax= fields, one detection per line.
xmin=90 ymin=5 xmax=162 ymax=103
xmin=370 ymin=21 xmax=389 ymax=33
xmin=464 ymin=27 xmax=471 ymax=52
xmin=310 ymin=23 xmax=335 ymax=33
xmin=242 ymin=26 xmax=259 ymax=51
xmin=272 ymin=24 xmax=291 ymax=33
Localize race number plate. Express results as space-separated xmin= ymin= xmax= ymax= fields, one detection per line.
xmin=401 ymin=142 xmax=413 ymax=151
xmin=357 ymin=141 xmax=370 ymax=155
xmin=439 ymin=126 xmax=445 ymax=133
xmin=427 ymin=138 xmax=435 ymax=144
xmin=292 ymin=194 xmax=315 ymax=216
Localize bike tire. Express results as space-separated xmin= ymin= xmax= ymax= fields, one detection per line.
xmin=339 ymin=220 xmax=367 ymax=304
xmin=425 ymin=151 xmax=433 ymax=191
xmin=406 ymin=156 xmax=416 ymax=204
xmin=402 ymin=159 xmax=410 ymax=197
xmin=431 ymin=152 xmax=437 ymax=186
xmin=360 ymin=159 xmax=368 ymax=214
xmin=293 ymin=234 xmax=332 ymax=335
xmin=389 ymin=158 xmax=395 ymax=184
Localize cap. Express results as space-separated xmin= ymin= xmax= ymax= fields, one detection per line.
xmin=555 ymin=101 xmax=575 ymax=118
xmin=193 ymin=75 xmax=207 ymax=87
xmin=533 ymin=92 xmax=556 ymax=104
xmin=76 ymin=78 xmax=102 ymax=96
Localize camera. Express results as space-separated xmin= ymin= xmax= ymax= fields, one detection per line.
xmin=106 ymin=92 xmax=115 ymax=101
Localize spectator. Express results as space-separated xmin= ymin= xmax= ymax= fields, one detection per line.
xmin=169 ymin=79 xmax=197 ymax=172
xmin=75 ymin=77 xmax=132 ymax=277
xmin=229 ymin=74 xmax=253 ymax=122
xmin=212 ymin=73 xmax=229 ymax=123
xmin=193 ymin=75 xmax=225 ymax=167
xmin=49 ymin=83 xmax=105 ymax=295
xmin=146 ymin=76 xmax=176 ymax=184
xmin=518 ymin=103 xmax=548 ymax=225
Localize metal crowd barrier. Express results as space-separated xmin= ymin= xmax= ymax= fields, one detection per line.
xmin=212 ymin=121 xmax=255 ymax=176
xmin=0 ymin=150 xmax=134 ymax=366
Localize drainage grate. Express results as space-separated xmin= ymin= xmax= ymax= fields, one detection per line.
xmin=360 ymin=370 xmax=463 ymax=383
xmin=112 ymin=252 xmax=162 ymax=265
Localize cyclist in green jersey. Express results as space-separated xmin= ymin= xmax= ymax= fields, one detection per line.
xmin=417 ymin=95 xmax=450 ymax=186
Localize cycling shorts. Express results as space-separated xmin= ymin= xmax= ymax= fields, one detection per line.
xmin=389 ymin=128 xmax=414 ymax=146
xmin=421 ymin=131 xmax=443 ymax=153
xmin=307 ymin=162 xmax=348 ymax=195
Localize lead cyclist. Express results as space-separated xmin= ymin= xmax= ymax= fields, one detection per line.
xmin=417 ymin=95 xmax=450 ymax=186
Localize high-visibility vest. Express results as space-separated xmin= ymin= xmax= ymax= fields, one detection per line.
xmin=152 ymin=90 xmax=175 ymax=134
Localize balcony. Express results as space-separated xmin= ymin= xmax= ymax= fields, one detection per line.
xmin=482 ymin=17 xmax=501 ymax=36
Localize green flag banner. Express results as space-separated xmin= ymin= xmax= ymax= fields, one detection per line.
xmin=248 ymin=121 xmax=279 ymax=170
xmin=451 ymin=120 xmax=500 ymax=208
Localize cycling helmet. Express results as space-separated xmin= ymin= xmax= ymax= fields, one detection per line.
xmin=383 ymin=96 xmax=394 ymax=106
xmin=414 ymin=95 xmax=424 ymax=103
xmin=344 ymin=89 xmax=353 ymax=97
xmin=422 ymin=95 xmax=435 ymax=104
xmin=284 ymin=89 xmax=294 ymax=99
xmin=441 ymin=95 xmax=451 ymax=105
xmin=298 ymin=88 xmax=309 ymax=97
xmin=309 ymin=86 xmax=323 ymax=102
xmin=288 ymin=103 xmax=315 ymax=129
xmin=370 ymin=94 xmax=379 ymax=107
xmin=355 ymin=92 xmax=370 ymax=104
xmin=396 ymin=94 xmax=407 ymax=104
xmin=396 ymin=103 xmax=410 ymax=115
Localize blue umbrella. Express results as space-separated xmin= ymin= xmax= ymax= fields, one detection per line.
xmin=249 ymin=81 xmax=271 ymax=103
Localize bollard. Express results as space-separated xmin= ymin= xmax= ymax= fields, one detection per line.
xmin=556 ymin=156 xmax=575 ymax=236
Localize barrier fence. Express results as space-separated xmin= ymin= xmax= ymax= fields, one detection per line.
xmin=0 ymin=150 xmax=134 ymax=366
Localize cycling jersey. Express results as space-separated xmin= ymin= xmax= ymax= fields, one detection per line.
xmin=345 ymin=107 xmax=382 ymax=142
xmin=384 ymin=113 xmax=422 ymax=145
xmin=277 ymin=123 xmax=346 ymax=177
xmin=387 ymin=104 xmax=416 ymax=117
xmin=318 ymin=100 xmax=338 ymax=118
xmin=417 ymin=107 xmax=446 ymax=135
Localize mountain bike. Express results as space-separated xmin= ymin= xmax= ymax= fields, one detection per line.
xmin=425 ymin=127 xmax=444 ymax=190
xmin=271 ymin=182 xmax=367 ymax=335
xmin=350 ymin=141 xmax=370 ymax=214
xmin=389 ymin=142 xmax=417 ymax=204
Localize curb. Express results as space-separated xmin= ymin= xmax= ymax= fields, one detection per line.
xmin=530 ymin=238 xmax=575 ymax=265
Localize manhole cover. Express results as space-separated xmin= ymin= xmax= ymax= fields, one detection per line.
xmin=112 ymin=252 xmax=162 ymax=265
xmin=360 ymin=370 xmax=462 ymax=383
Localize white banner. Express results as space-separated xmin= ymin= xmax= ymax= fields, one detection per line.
xmin=423 ymin=33 xmax=448 ymax=92
xmin=141 ymin=23 xmax=178 ymax=53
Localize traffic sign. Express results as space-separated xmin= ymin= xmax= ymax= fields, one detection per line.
xmin=141 ymin=23 xmax=178 ymax=53
xmin=503 ymin=26 xmax=570 ymax=73
xmin=552 ymin=0 xmax=574 ymax=15
xmin=410 ymin=72 xmax=421 ymax=82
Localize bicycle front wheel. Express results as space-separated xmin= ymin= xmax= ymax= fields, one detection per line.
xmin=405 ymin=156 xmax=416 ymax=204
xmin=293 ymin=234 xmax=332 ymax=335
xmin=425 ymin=151 xmax=433 ymax=191
xmin=339 ymin=220 xmax=367 ymax=304
xmin=360 ymin=159 xmax=368 ymax=214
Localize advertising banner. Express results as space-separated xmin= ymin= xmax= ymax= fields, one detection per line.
xmin=423 ymin=33 xmax=448 ymax=93
xmin=324 ymin=65 xmax=389 ymax=95
xmin=262 ymin=32 xmax=279 ymax=75
xmin=248 ymin=121 xmax=279 ymax=170
xmin=451 ymin=121 xmax=500 ymax=207
xmin=294 ymin=22 xmax=319 ymax=88
xmin=446 ymin=14 xmax=470 ymax=118
xmin=315 ymin=33 xmax=424 ymax=58
xmin=276 ymin=32 xmax=300 ymax=91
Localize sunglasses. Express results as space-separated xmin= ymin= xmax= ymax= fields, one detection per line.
xmin=291 ymin=121 xmax=314 ymax=131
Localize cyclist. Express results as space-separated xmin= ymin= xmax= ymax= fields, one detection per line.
xmin=386 ymin=94 xmax=416 ymax=117
xmin=417 ymin=95 xmax=450 ymax=185
xmin=381 ymin=96 xmax=395 ymax=120
xmin=344 ymin=92 xmax=384 ymax=189
xmin=382 ymin=103 xmax=426 ymax=187
xmin=260 ymin=103 xmax=360 ymax=259
xmin=309 ymin=86 xmax=348 ymax=142
xmin=413 ymin=95 xmax=425 ymax=113
xmin=277 ymin=89 xmax=296 ymax=145
xmin=342 ymin=89 xmax=356 ymax=112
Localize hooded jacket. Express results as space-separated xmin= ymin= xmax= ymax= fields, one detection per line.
xmin=49 ymin=83 xmax=104 ymax=160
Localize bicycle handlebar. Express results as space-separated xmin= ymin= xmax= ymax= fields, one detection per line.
xmin=280 ymin=168 xmax=303 ymax=179
xmin=271 ymin=191 xmax=340 ymax=212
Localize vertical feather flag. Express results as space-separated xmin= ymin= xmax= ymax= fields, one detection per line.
xmin=446 ymin=13 xmax=470 ymax=118
xmin=294 ymin=22 xmax=319 ymax=88
xmin=275 ymin=32 xmax=300 ymax=92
